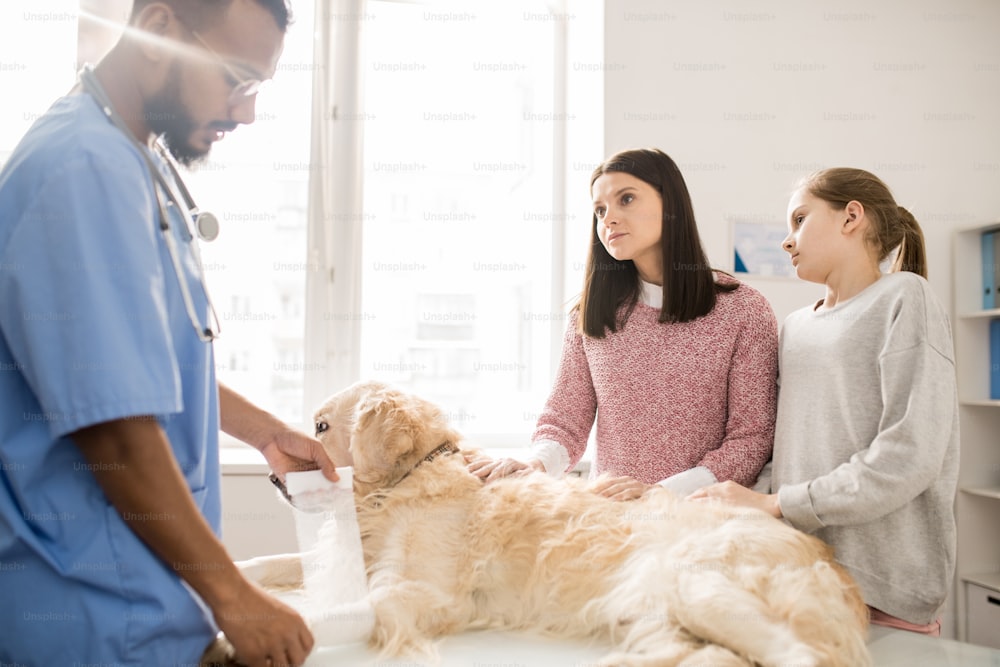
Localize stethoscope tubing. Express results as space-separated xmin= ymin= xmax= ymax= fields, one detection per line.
xmin=78 ymin=64 xmax=220 ymax=342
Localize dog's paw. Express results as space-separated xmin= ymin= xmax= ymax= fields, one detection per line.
xmin=371 ymin=634 xmax=440 ymax=666
xmin=234 ymin=553 xmax=304 ymax=589
xmin=761 ymin=644 xmax=821 ymax=667
xmin=235 ymin=556 xmax=270 ymax=584
xmin=596 ymin=643 xmax=752 ymax=667
xmin=678 ymin=645 xmax=752 ymax=667
xmin=595 ymin=651 xmax=679 ymax=667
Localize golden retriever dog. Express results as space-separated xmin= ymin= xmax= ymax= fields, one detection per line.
xmin=244 ymin=380 xmax=871 ymax=667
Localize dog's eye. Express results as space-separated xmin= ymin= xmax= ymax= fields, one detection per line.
xmin=315 ymin=421 xmax=329 ymax=436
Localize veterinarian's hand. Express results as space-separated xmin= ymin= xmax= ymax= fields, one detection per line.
xmin=214 ymin=580 xmax=314 ymax=667
xmin=261 ymin=427 xmax=339 ymax=484
xmin=686 ymin=481 xmax=782 ymax=518
xmin=218 ymin=383 xmax=338 ymax=484
xmin=590 ymin=476 xmax=652 ymax=501
xmin=467 ymin=455 xmax=543 ymax=482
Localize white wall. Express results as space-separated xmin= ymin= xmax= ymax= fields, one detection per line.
xmin=602 ymin=0 xmax=1000 ymax=320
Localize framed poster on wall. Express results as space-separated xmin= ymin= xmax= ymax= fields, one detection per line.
xmin=732 ymin=221 xmax=796 ymax=279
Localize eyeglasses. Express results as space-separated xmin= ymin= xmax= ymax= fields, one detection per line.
xmin=190 ymin=29 xmax=267 ymax=106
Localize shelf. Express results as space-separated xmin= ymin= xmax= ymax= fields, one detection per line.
xmin=958 ymin=222 xmax=1000 ymax=235
xmin=962 ymin=571 xmax=1000 ymax=593
xmin=960 ymin=487 xmax=1000 ymax=500
xmin=957 ymin=308 xmax=1000 ymax=320
xmin=953 ymin=224 xmax=1000 ymax=642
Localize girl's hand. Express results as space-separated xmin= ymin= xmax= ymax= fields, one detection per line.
xmin=686 ymin=481 xmax=782 ymax=518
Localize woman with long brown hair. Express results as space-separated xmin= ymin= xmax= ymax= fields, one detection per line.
xmin=472 ymin=148 xmax=778 ymax=500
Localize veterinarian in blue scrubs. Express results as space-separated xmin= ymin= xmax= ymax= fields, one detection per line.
xmin=0 ymin=2 xmax=333 ymax=665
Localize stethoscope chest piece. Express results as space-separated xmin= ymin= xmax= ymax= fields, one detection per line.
xmin=194 ymin=211 xmax=220 ymax=242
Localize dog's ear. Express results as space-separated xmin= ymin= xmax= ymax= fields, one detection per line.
xmin=352 ymin=392 xmax=419 ymax=477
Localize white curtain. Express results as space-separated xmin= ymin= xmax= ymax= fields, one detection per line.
xmin=302 ymin=0 xmax=367 ymax=416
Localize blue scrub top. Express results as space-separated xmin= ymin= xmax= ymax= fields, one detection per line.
xmin=0 ymin=92 xmax=221 ymax=664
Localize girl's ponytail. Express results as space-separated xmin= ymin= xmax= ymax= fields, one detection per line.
xmin=892 ymin=206 xmax=928 ymax=279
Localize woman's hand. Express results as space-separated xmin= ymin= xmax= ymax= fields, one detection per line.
xmin=686 ymin=480 xmax=782 ymax=518
xmin=466 ymin=454 xmax=543 ymax=482
xmin=590 ymin=475 xmax=652 ymax=501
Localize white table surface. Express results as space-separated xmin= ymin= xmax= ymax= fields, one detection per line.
xmin=866 ymin=626 xmax=1000 ymax=666
xmin=294 ymin=623 xmax=1000 ymax=666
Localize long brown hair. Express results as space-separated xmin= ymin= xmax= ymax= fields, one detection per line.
xmin=800 ymin=168 xmax=927 ymax=278
xmin=577 ymin=148 xmax=735 ymax=338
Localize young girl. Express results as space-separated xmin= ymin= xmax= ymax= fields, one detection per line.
xmin=690 ymin=168 xmax=960 ymax=636
xmin=471 ymin=148 xmax=778 ymax=500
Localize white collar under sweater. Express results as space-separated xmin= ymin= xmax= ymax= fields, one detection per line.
xmin=640 ymin=272 xmax=728 ymax=308
xmin=640 ymin=279 xmax=661 ymax=307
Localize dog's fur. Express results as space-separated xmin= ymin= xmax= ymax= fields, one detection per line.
xmin=243 ymin=381 xmax=871 ymax=667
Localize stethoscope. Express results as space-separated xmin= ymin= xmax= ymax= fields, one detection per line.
xmin=79 ymin=65 xmax=221 ymax=342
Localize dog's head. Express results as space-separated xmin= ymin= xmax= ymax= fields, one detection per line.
xmin=313 ymin=380 xmax=463 ymax=492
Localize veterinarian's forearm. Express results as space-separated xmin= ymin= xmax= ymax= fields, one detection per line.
xmin=218 ymin=381 xmax=285 ymax=450
xmin=71 ymin=418 xmax=246 ymax=608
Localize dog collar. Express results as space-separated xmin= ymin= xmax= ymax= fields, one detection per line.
xmin=419 ymin=442 xmax=460 ymax=465
xmin=394 ymin=441 xmax=460 ymax=486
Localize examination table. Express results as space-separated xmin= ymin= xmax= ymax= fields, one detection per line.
xmin=272 ymin=589 xmax=1000 ymax=667
xmin=296 ymin=626 xmax=1000 ymax=666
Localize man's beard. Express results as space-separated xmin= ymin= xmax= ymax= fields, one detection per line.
xmin=144 ymin=61 xmax=207 ymax=168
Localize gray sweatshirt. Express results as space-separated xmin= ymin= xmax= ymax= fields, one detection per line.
xmin=768 ymin=271 xmax=959 ymax=624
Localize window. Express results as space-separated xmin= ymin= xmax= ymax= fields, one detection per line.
xmin=3 ymin=0 xmax=602 ymax=448
xmin=355 ymin=0 xmax=567 ymax=441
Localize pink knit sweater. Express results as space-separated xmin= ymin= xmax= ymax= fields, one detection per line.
xmin=532 ymin=277 xmax=778 ymax=486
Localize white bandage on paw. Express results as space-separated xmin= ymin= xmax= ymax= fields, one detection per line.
xmin=285 ymin=468 xmax=375 ymax=645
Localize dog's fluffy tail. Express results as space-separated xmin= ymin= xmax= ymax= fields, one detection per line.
xmin=676 ymin=560 xmax=871 ymax=667
xmin=587 ymin=543 xmax=871 ymax=667
xmin=763 ymin=559 xmax=871 ymax=667
xmin=689 ymin=512 xmax=872 ymax=667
